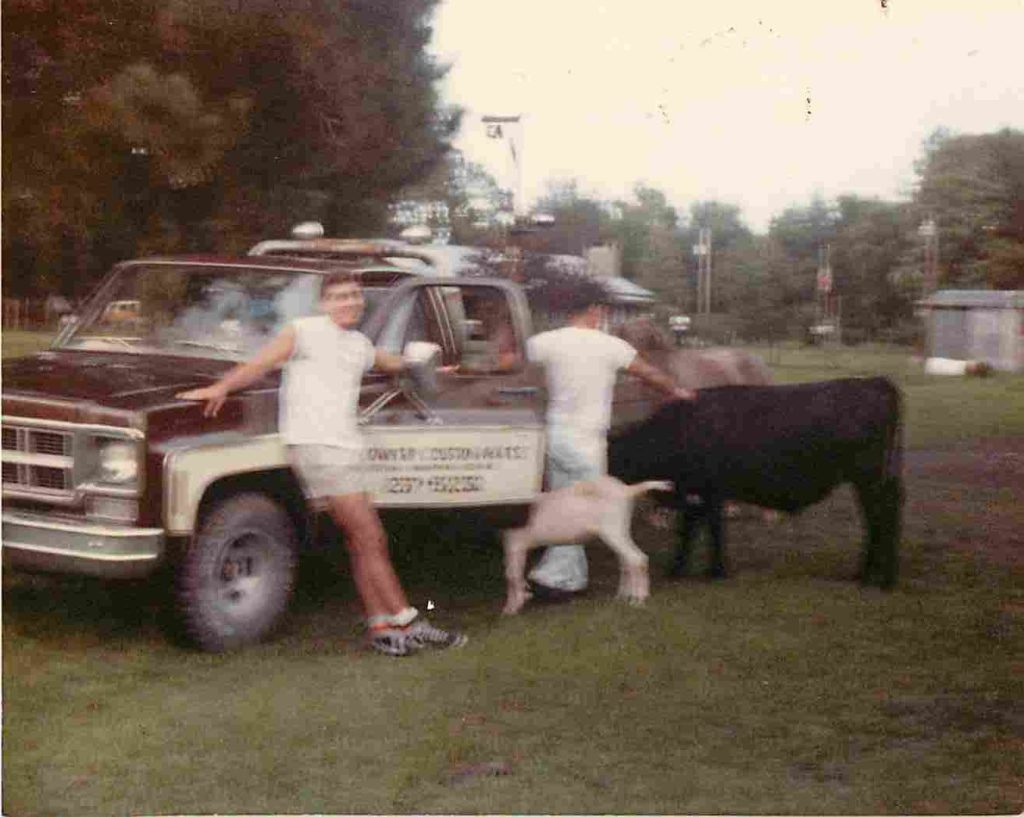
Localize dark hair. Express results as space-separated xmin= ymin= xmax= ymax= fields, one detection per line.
xmin=562 ymin=277 xmax=608 ymax=315
xmin=319 ymin=270 xmax=359 ymax=297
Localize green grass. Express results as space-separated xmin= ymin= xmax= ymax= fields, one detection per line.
xmin=749 ymin=343 xmax=1024 ymax=448
xmin=2 ymin=329 xmax=54 ymax=359
xmin=3 ymin=346 xmax=1023 ymax=815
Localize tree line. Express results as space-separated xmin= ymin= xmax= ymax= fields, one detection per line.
xmin=4 ymin=4 xmax=1022 ymax=343
xmin=3 ymin=0 xmax=457 ymax=297
xmin=509 ymin=128 xmax=1024 ymax=343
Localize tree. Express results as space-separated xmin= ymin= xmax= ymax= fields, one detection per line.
xmin=830 ymin=196 xmax=917 ymax=339
xmin=2 ymin=0 xmax=458 ymax=295
xmin=611 ymin=185 xmax=686 ymax=302
xmin=913 ymin=128 xmax=1024 ymax=289
xmin=529 ymin=178 xmax=614 ymax=257
xmin=2 ymin=0 xmax=163 ymax=295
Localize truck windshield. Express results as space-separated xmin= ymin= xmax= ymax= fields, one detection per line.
xmin=57 ymin=263 xmax=386 ymax=360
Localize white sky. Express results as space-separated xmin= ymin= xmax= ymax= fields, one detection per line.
xmin=430 ymin=0 xmax=1024 ymax=232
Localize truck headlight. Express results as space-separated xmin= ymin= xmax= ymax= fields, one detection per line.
xmin=97 ymin=440 xmax=139 ymax=485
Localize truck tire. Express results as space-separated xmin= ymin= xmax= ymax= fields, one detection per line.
xmin=175 ymin=493 xmax=298 ymax=652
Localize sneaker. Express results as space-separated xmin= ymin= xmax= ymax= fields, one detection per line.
xmin=527 ymin=580 xmax=582 ymax=603
xmin=367 ymin=626 xmax=420 ymax=657
xmin=404 ymin=617 xmax=468 ymax=650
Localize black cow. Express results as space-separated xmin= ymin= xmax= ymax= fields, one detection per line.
xmin=608 ymin=377 xmax=903 ymax=588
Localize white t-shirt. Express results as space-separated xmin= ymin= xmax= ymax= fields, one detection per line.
xmin=527 ymin=326 xmax=637 ymax=433
xmin=279 ymin=315 xmax=376 ymax=448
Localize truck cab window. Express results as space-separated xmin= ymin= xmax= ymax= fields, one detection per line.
xmin=459 ymin=289 xmax=521 ymax=373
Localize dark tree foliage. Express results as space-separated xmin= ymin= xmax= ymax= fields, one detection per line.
xmin=531 ymin=179 xmax=615 ymax=257
xmin=612 ymin=185 xmax=684 ymax=294
xmin=831 ymin=196 xmax=917 ymax=340
xmin=2 ymin=0 xmax=458 ymax=296
xmin=913 ymin=128 xmax=1024 ymax=290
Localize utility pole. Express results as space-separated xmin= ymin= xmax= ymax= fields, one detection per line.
xmin=919 ymin=217 xmax=939 ymax=295
xmin=693 ymin=227 xmax=712 ymax=314
xmin=816 ymin=243 xmax=837 ymax=346
xmin=482 ymin=114 xmax=524 ymax=219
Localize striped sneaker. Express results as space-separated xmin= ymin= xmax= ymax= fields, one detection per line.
xmin=404 ymin=618 xmax=468 ymax=650
xmin=367 ymin=626 xmax=420 ymax=657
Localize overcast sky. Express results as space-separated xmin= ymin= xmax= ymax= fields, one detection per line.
xmin=430 ymin=0 xmax=1024 ymax=232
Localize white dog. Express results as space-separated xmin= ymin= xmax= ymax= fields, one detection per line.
xmin=502 ymin=476 xmax=674 ymax=615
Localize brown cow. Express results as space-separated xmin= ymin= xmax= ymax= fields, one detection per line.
xmin=616 ymin=318 xmax=772 ymax=389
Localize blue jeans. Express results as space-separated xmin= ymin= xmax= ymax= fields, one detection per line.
xmin=527 ymin=426 xmax=606 ymax=592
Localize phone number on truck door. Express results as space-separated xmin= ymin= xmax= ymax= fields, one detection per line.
xmin=383 ymin=475 xmax=484 ymax=495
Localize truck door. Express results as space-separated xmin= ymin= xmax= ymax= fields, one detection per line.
xmin=359 ymin=279 xmax=546 ymax=509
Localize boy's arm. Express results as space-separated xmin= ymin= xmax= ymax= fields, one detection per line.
xmin=375 ymin=348 xmax=457 ymax=375
xmin=176 ymin=326 xmax=296 ymax=417
xmin=373 ymin=349 xmax=406 ymax=374
xmin=626 ymin=356 xmax=695 ymax=400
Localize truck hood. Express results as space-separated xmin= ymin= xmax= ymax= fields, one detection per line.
xmin=2 ymin=351 xmax=232 ymax=411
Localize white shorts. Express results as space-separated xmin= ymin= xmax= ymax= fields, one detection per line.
xmin=287 ymin=445 xmax=368 ymax=499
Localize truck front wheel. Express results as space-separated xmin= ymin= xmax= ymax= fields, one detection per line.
xmin=175 ymin=493 xmax=298 ymax=652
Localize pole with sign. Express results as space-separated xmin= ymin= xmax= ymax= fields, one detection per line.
xmin=483 ymin=114 xmax=524 ymax=219
xmin=692 ymin=227 xmax=712 ymax=314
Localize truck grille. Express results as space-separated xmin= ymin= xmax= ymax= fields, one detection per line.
xmin=1 ymin=424 xmax=75 ymax=499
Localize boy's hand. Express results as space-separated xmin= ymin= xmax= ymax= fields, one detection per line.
xmin=176 ymin=384 xmax=229 ymax=417
xmin=673 ymin=387 xmax=697 ymax=401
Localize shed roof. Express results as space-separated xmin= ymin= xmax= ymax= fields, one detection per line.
xmin=917 ymin=289 xmax=1024 ymax=309
xmin=601 ymin=276 xmax=657 ymax=304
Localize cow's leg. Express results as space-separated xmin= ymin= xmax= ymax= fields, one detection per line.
xmin=705 ymin=494 xmax=728 ymax=579
xmin=853 ymin=479 xmax=882 ymax=585
xmin=854 ymin=482 xmax=881 ymax=585
xmin=671 ymin=497 xmax=701 ymax=577
xmin=875 ymin=477 xmax=903 ymax=589
xmin=853 ymin=477 xmax=902 ymax=588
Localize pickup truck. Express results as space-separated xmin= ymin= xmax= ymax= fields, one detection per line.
xmin=2 ymin=243 xmax=657 ymax=651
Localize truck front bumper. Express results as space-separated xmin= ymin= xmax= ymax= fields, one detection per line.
xmin=2 ymin=510 xmax=165 ymax=579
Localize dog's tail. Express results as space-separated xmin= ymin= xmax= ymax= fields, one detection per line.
xmin=627 ymin=480 xmax=674 ymax=498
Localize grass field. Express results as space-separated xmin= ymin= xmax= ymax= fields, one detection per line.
xmin=3 ymin=345 xmax=1023 ymax=815
xmin=1 ymin=329 xmax=54 ymax=360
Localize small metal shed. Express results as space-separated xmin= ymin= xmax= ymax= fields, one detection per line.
xmin=916 ymin=290 xmax=1024 ymax=372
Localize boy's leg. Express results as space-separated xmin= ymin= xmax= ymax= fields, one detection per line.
xmin=327 ymin=492 xmax=409 ymax=619
xmin=327 ymin=491 xmax=467 ymax=652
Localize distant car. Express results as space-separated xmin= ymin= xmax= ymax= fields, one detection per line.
xmin=100 ymin=299 xmax=142 ymax=324
xmin=807 ymin=321 xmax=837 ymax=345
xmin=668 ymin=315 xmax=692 ymax=346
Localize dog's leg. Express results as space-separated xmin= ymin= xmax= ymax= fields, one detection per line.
xmin=502 ymin=529 xmax=533 ymax=615
xmin=600 ymin=508 xmax=650 ymax=605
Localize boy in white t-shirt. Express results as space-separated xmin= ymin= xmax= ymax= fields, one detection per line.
xmin=177 ymin=271 xmax=466 ymax=656
xmin=526 ymin=284 xmax=694 ymax=598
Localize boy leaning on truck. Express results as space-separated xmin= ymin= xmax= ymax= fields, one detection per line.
xmin=177 ymin=270 xmax=466 ymax=657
